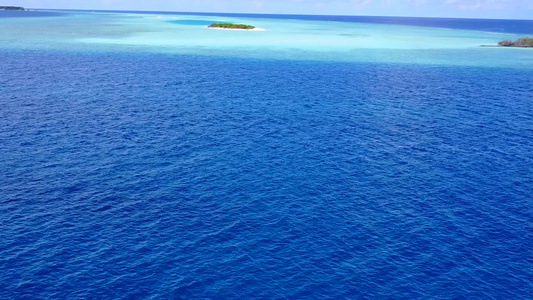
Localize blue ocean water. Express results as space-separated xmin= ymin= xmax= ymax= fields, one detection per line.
xmin=51 ymin=9 xmax=533 ymax=34
xmin=0 ymin=10 xmax=64 ymax=18
xmin=168 ymin=19 xmax=216 ymax=26
xmin=1 ymin=11 xmax=533 ymax=299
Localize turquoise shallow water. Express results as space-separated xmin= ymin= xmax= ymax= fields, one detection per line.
xmin=1 ymin=10 xmax=532 ymax=299
xmin=0 ymin=10 xmax=532 ymax=67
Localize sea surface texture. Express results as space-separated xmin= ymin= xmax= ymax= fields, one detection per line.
xmin=1 ymin=10 xmax=532 ymax=299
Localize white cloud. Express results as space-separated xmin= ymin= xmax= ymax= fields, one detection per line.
xmin=445 ymin=0 xmax=514 ymax=10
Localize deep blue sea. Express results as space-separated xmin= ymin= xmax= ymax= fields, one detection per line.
xmin=1 ymin=11 xmax=533 ymax=299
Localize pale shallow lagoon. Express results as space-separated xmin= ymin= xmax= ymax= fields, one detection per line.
xmin=0 ymin=10 xmax=531 ymax=67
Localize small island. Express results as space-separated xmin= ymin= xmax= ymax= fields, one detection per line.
xmin=498 ymin=38 xmax=533 ymax=48
xmin=0 ymin=6 xmax=25 ymax=11
xmin=208 ymin=23 xmax=256 ymax=30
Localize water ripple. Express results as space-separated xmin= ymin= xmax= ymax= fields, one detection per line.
xmin=1 ymin=50 xmax=532 ymax=299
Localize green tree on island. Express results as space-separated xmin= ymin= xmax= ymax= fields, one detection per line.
xmin=208 ymin=23 xmax=255 ymax=30
xmin=498 ymin=38 xmax=533 ymax=47
xmin=0 ymin=6 xmax=25 ymax=10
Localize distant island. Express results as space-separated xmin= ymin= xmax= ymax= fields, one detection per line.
xmin=498 ymin=38 xmax=533 ymax=48
xmin=208 ymin=23 xmax=256 ymax=30
xmin=0 ymin=6 xmax=25 ymax=10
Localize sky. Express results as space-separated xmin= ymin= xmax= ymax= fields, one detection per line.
xmin=9 ymin=0 xmax=533 ymax=19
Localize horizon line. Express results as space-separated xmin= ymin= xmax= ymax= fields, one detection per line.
xmin=28 ymin=8 xmax=533 ymax=22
